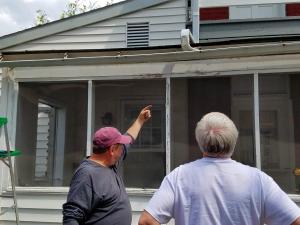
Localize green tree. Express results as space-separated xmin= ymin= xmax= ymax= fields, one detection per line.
xmin=35 ymin=9 xmax=50 ymax=26
xmin=34 ymin=0 xmax=115 ymax=25
xmin=61 ymin=0 xmax=90 ymax=19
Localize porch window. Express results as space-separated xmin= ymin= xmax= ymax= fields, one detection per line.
xmin=15 ymin=82 xmax=88 ymax=187
xmin=259 ymin=74 xmax=300 ymax=194
xmin=171 ymin=76 xmax=255 ymax=169
xmin=94 ymin=79 xmax=165 ymax=189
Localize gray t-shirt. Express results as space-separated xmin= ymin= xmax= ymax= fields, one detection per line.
xmin=63 ymin=148 xmax=131 ymax=225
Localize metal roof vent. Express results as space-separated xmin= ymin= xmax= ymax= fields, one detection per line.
xmin=126 ymin=22 xmax=149 ymax=48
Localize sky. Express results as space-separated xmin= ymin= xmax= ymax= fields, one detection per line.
xmin=0 ymin=0 xmax=123 ymax=37
xmin=1 ymin=0 xmax=300 ymax=37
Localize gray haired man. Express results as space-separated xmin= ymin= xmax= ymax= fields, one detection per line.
xmin=139 ymin=112 xmax=300 ymax=225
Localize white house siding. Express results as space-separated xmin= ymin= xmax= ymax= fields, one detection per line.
xmin=1 ymin=191 xmax=65 ymax=224
xmin=0 ymin=191 xmax=298 ymax=224
xmin=0 ymin=192 xmax=175 ymax=225
xmin=4 ymin=0 xmax=186 ymax=52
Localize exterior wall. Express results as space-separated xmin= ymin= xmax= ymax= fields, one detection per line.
xmin=4 ymin=0 xmax=186 ymax=52
xmin=0 ymin=191 xmax=174 ymax=225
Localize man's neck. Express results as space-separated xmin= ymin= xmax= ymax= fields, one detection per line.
xmin=89 ymin=154 xmax=111 ymax=167
xmin=203 ymin=152 xmax=230 ymax=158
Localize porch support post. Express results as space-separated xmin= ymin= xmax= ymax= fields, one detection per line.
xmin=253 ymin=72 xmax=261 ymax=170
xmin=86 ymin=80 xmax=95 ymax=156
xmin=166 ymin=77 xmax=171 ymax=174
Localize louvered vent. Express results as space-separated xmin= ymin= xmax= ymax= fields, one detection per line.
xmin=127 ymin=22 xmax=149 ymax=48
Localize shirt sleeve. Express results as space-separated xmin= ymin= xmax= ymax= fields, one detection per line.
xmin=145 ymin=169 xmax=178 ymax=224
xmin=261 ymin=172 xmax=300 ymax=225
xmin=62 ymin=169 xmax=93 ymax=225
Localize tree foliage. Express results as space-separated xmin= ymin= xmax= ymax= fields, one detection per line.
xmin=35 ymin=10 xmax=50 ymax=26
xmin=35 ymin=0 xmax=115 ymax=25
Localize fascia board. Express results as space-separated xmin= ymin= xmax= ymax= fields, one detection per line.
xmin=2 ymin=41 xmax=300 ymax=68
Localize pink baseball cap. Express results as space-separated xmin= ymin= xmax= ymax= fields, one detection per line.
xmin=93 ymin=127 xmax=132 ymax=149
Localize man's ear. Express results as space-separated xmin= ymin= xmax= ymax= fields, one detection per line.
xmin=108 ymin=145 xmax=114 ymax=155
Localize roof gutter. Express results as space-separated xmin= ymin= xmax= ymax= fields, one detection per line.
xmin=2 ymin=41 xmax=300 ymax=68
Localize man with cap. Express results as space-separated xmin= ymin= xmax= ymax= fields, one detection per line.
xmin=63 ymin=105 xmax=152 ymax=225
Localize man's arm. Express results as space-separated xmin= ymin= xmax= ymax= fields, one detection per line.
xmin=63 ymin=170 xmax=93 ymax=225
xmin=138 ymin=210 xmax=161 ymax=225
xmin=291 ymin=217 xmax=300 ymax=225
xmin=261 ymin=172 xmax=300 ymax=225
xmin=127 ymin=105 xmax=152 ymax=140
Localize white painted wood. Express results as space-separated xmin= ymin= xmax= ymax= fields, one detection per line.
xmin=5 ymin=43 xmax=127 ymax=51
xmin=10 ymin=54 xmax=300 ymax=82
xmin=86 ymin=80 xmax=94 ymax=156
xmin=4 ymin=0 xmax=186 ymax=52
xmin=151 ymin=31 xmax=182 ymax=40
xmin=0 ymin=191 xmax=159 ymax=224
xmin=253 ymin=73 xmax=262 ymax=170
xmin=94 ymin=15 xmax=185 ymax=26
xmin=151 ymin=22 xmax=186 ymax=32
xmin=166 ymin=77 xmax=171 ymax=174
xmin=61 ymin=25 xmax=126 ymax=35
xmin=31 ymin=34 xmax=126 ymax=44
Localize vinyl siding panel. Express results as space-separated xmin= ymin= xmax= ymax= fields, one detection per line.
xmin=5 ymin=0 xmax=186 ymax=51
xmin=0 ymin=192 xmax=65 ymax=224
xmin=0 ymin=192 xmax=175 ymax=225
xmin=1 ymin=191 xmax=298 ymax=225
xmin=5 ymin=42 xmax=126 ymax=51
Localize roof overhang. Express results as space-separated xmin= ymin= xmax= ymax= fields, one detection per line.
xmin=2 ymin=40 xmax=300 ymax=68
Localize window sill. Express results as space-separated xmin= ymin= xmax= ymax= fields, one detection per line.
xmin=4 ymin=186 xmax=69 ymax=195
xmin=4 ymin=186 xmax=156 ymax=196
xmin=5 ymin=187 xmax=298 ymax=201
xmin=126 ymin=188 xmax=156 ymax=196
xmin=288 ymin=194 xmax=300 ymax=203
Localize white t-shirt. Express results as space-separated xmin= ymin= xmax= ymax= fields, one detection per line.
xmin=145 ymin=157 xmax=300 ymax=225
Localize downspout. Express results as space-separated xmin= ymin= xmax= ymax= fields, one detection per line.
xmin=191 ymin=0 xmax=200 ymax=43
xmin=181 ymin=29 xmax=200 ymax=51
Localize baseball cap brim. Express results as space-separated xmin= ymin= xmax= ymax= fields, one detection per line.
xmin=117 ymin=134 xmax=132 ymax=145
